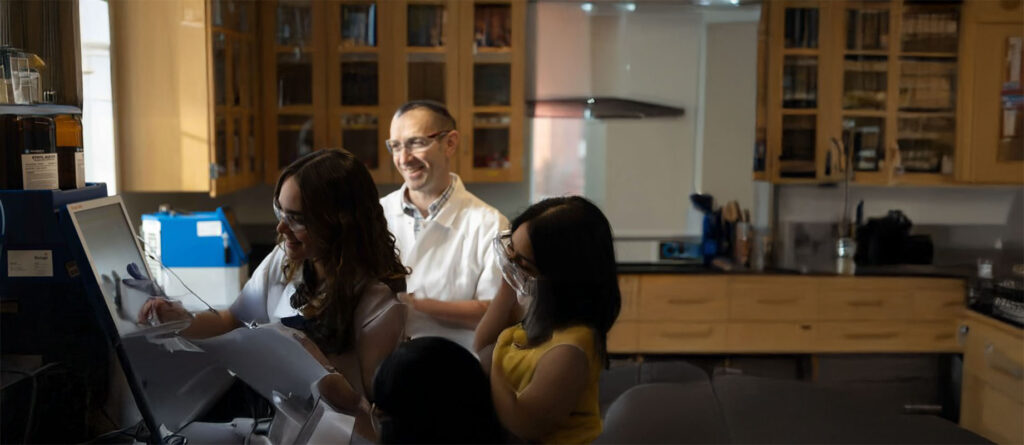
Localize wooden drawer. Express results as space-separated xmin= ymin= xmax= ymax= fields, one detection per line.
xmin=819 ymin=278 xmax=912 ymax=320
xmin=607 ymin=320 xmax=639 ymax=354
xmin=638 ymin=275 xmax=728 ymax=321
xmin=816 ymin=322 xmax=959 ymax=352
xmin=908 ymin=278 xmax=965 ymax=320
xmin=729 ymin=276 xmax=818 ymax=321
xmin=637 ymin=322 xmax=727 ymax=353
xmin=618 ymin=275 xmax=641 ymax=321
xmin=727 ymin=322 xmax=815 ymax=352
xmin=963 ymin=319 xmax=1024 ymax=405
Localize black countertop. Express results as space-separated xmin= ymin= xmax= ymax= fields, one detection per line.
xmin=617 ymin=262 xmax=973 ymax=279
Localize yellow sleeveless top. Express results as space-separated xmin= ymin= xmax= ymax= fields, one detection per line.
xmin=493 ymin=324 xmax=602 ymax=444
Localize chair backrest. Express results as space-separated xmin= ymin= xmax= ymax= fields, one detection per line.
xmin=595 ymin=382 xmax=730 ymax=444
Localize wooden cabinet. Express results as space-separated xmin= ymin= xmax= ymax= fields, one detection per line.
xmin=455 ymin=0 xmax=526 ymax=183
xmin=608 ymin=274 xmax=964 ymax=354
xmin=113 ymin=0 xmax=525 ymax=195
xmin=111 ymin=0 xmax=263 ymax=196
xmin=959 ymin=310 xmax=1023 ymax=445
xmin=262 ymin=0 xmax=526 ymax=185
xmin=956 ymin=0 xmax=1024 ymax=184
xmin=758 ymin=0 xmax=968 ymax=186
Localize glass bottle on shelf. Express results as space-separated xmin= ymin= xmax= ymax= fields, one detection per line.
xmin=55 ymin=114 xmax=84 ymax=189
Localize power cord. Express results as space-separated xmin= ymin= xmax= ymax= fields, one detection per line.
xmin=133 ymin=235 xmax=220 ymax=315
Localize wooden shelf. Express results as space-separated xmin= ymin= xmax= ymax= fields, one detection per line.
xmin=899 ymin=111 xmax=956 ymax=118
xmin=275 ymin=45 xmax=315 ymax=53
xmin=780 ymin=108 xmax=819 ymax=115
xmin=472 ymin=105 xmax=512 ymax=114
xmin=333 ymin=106 xmax=382 ymax=114
xmin=472 ymin=122 xmax=510 ymax=129
xmin=475 ymin=46 xmax=512 ymax=53
xmin=276 ymin=105 xmax=316 ymax=115
xmin=844 ymin=49 xmax=890 ymax=56
xmin=338 ymin=45 xmax=379 ymax=53
xmin=404 ymin=46 xmax=447 ymax=54
xmin=338 ymin=124 xmax=378 ymax=130
xmin=782 ymin=48 xmax=821 ymax=56
xmin=899 ymin=52 xmax=957 ymax=59
xmin=854 ymin=170 xmax=957 ymax=186
xmin=842 ymin=109 xmax=888 ymax=117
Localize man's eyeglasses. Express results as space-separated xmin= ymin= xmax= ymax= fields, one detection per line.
xmin=273 ymin=204 xmax=307 ymax=232
xmin=385 ymin=130 xmax=452 ymax=155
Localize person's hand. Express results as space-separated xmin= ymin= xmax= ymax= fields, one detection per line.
xmin=122 ymin=262 xmax=164 ymax=296
xmin=137 ymin=298 xmax=193 ymax=325
xmin=397 ymin=292 xmax=417 ymax=308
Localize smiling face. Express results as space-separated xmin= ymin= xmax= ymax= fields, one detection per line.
xmin=275 ymin=176 xmax=315 ymax=261
xmin=389 ymin=107 xmax=457 ymax=195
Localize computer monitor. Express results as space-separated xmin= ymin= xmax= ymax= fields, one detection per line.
xmin=65 ymin=196 xmax=231 ymax=442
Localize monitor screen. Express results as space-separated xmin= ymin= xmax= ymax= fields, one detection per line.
xmin=70 ymin=197 xmax=156 ymax=337
xmin=66 ymin=196 xmax=232 ymax=435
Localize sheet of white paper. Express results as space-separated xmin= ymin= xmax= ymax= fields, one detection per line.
xmin=192 ymin=325 xmax=329 ymax=401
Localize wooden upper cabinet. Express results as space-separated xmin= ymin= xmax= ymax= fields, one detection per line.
xmin=455 ymin=0 xmax=526 ymax=183
xmin=956 ymin=1 xmax=1024 ymax=184
xmin=760 ymin=0 xmax=967 ymax=186
xmin=111 ymin=0 xmax=262 ymax=196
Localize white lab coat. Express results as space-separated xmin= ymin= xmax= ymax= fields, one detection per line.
xmin=381 ymin=175 xmax=508 ymax=350
xmin=229 ymin=245 xmax=303 ymax=324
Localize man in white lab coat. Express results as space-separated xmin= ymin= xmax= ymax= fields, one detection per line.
xmin=380 ymin=100 xmax=508 ymax=350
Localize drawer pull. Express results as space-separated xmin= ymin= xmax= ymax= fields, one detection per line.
xmin=957 ymin=324 xmax=969 ymax=346
xmin=844 ymin=332 xmax=899 ymax=340
xmin=666 ymin=298 xmax=712 ymax=305
xmin=847 ymin=300 xmax=884 ymax=307
xmin=756 ymin=297 xmax=800 ymax=305
xmin=985 ymin=343 xmax=1024 ymax=380
xmin=658 ymin=327 xmax=715 ymax=339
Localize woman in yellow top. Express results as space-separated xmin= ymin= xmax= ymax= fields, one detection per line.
xmin=476 ymin=196 xmax=621 ymax=443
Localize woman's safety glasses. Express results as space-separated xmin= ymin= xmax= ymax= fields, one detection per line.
xmin=492 ymin=230 xmax=537 ymax=300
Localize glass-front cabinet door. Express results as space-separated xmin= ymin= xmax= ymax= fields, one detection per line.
xmin=838 ymin=2 xmax=891 ymax=182
xmin=832 ymin=0 xmax=961 ymax=185
xmin=893 ymin=1 xmax=959 ymax=183
xmin=962 ymin=25 xmax=1024 ymax=183
xmin=327 ymin=0 xmax=395 ymax=183
xmin=768 ymin=1 xmax=831 ymax=182
xmin=262 ymin=0 xmax=326 ymax=182
xmin=210 ymin=0 xmax=262 ymax=196
xmin=456 ymin=0 xmax=524 ymax=182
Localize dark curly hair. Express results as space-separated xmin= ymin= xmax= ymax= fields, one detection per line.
xmin=274 ymin=149 xmax=408 ymax=354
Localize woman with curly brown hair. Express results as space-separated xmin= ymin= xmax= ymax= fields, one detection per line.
xmin=139 ymin=149 xmax=408 ymax=416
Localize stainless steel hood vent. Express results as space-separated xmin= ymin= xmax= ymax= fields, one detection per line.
xmin=527 ymin=97 xmax=685 ymax=119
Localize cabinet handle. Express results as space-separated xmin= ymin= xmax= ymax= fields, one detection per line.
xmin=667 ymin=298 xmax=712 ymax=305
xmin=756 ymin=297 xmax=800 ymax=305
xmin=985 ymin=343 xmax=1024 ymax=380
xmin=659 ymin=327 xmax=715 ymax=339
xmin=847 ymin=299 xmax=884 ymax=307
xmin=957 ymin=324 xmax=969 ymax=346
xmin=844 ymin=332 xmax=899 ymax=340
